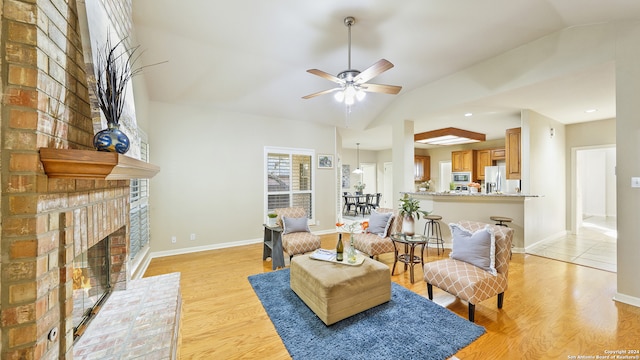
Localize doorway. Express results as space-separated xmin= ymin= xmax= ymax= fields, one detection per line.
xmin=529 ymin=145 xmax=617 ymax=272
xmin=439 ymin=161 xmax=452 ymax=192
xmin=361 ymin=163 xmax=376 ymax=194
xmin=574 ymin=146 xmax=616 ymax=232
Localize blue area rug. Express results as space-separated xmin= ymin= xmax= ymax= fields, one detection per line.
xmin=248 ymin=268 xmax=485 ymax=360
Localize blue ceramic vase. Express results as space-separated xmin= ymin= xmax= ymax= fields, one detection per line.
xmin=93 ymin=123 xmax=130 ymax=154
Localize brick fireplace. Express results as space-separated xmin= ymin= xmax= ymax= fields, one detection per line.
xmin=70 ymin=211 xmax=128 ymax=339
xmin=2 ymin=177 xmax=133 ymax=359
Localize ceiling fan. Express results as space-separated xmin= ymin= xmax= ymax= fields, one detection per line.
xmin=302 ymin=16 xmax=402 ymax=105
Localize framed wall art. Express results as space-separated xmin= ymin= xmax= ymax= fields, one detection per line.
xmin=318 ymin=154 xmax=334 ymax=169
xmin=342 ymin=165 xmax=350 ymax=189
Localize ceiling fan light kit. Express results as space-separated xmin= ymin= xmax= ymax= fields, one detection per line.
xmin=353 ymin=142 xmax=363 ymax=174
xmin=414 ymin=127 xmax=486 ymax=146
xmin=303 ymin=16 xmax=402 ymax=106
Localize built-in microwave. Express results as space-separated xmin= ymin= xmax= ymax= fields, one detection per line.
xmin=452 ymin=172 xmax=471 ymax=184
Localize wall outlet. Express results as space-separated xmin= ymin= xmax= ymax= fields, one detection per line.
xmin=171 ymin=236 xmax=177 ymax=243
xmin=190 ymin=233 xmax=196 ymax=241
xmin=632 ymin=177 xmax=640 ymax=188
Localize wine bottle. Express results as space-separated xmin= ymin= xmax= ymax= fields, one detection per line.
xmin=336 ymin=233 xmax=344 ymax=261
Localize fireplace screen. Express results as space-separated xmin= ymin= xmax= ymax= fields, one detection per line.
xmin=72 ymin=237 xmax=111 ymax=339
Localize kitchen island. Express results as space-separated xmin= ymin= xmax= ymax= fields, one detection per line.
xmin=404 ymin=192 xmax=542 ymax=252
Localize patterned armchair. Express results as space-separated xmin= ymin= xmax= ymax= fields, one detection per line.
xmin=423 ymin=220 xmax=514 ymax=322
xmin=352 ymin=208 xmax=403 ymax=257
xmin=274 ymin=207 xmax=321 ymax=259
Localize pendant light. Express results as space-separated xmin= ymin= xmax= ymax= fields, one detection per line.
xmin=353 ymin=143 xmax=363 ymax=174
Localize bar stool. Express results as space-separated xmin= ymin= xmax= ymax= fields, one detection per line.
xmin=490 ymin=216 xmax=513 ymax=258
xmin=490 ymin=216 xmax=512 ymax=227
xmin=423 ymin=214 xmax=444 ymax=255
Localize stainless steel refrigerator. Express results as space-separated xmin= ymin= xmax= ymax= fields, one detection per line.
xmin=485 ymin=166 xmax=506 ymax=193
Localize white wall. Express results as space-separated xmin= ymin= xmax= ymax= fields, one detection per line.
xmin=614 ymin=21 xmax=640 ymax=304
xmin=580 ymin=150 xmax=606 ymax=217
xmin=522 ymin=110 xmax=567 ymax=248
xmin=579 ymin=148 xmax=616 ymax=218
xmin=147 ymin=101 xmax=337 ymax=253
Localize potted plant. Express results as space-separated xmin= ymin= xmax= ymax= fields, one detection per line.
xmin=354 ymin=182 xmax=366 ymax=195
xmin=267 ymin=212 xmax=278 ymax=227
xmin=398 ymin=194 xmax=429 ymax=236
xmin=91 ymin=36 xmax=143 ymax=154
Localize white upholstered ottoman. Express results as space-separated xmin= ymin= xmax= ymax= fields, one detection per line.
xmin=290 ymin=254 xmax=391 ymax=325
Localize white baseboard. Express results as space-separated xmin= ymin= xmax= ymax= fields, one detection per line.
xmin=131 ymin=247 xmax=152 ymax=280
xmin=150 ymin=237 xmax=263 ymax=259
xmin=613 ymin=292 xmax=640 ymax=308
xmin=524 ymin=230 xmax=569 ymax=252
xmin=149 ymin=230 xmax=335 ymax=260
xmin=313 ymin=229 xmax=337 ymax=236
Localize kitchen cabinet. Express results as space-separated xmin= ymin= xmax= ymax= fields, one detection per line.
xmin=476 ymin=148 xmax=506 ymax=180
xmin=505 ymin=127 xmax=521 ymax=179
xmin=475 ymin=150 xmax=492 ymax=180
xmin=451 ymin=150 xmax=475 ymax=173
xmin=414 ymin=155 xmax=431 ymax=182
xmin=491 ymin=148 xmax=505 ymax=161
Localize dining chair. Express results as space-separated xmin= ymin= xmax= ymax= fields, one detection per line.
xmin=356 ymin=194 xmax=370 ymax=217
xmin=343 ymin=195 xmax=358 ymax=216
xmin=367 ymin=193 xmax=381 ymax=213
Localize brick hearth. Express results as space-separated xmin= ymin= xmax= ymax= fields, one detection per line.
xmin=73 ymin=273 xmax=182 ymax=360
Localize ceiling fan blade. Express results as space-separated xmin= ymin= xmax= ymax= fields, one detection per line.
xmin=353 ymin=59 xmax=394 ymax=83
xmin=360 ymin=83 xmax=402 ymax=95
xmin=302 ymin=87 xmax=341 ymax=99
xmin=306 ymin=69 xmax=343 ymax=84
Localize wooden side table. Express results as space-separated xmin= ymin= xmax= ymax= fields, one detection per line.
xmin=263 ymin=225 xmax=285 ymax=269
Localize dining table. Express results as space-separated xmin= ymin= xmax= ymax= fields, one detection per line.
xmin=342 ymin=194 xmax=368 ymax=216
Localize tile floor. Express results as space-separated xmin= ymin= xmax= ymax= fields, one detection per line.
xmin=343 ymin=214 xmax=618 ymax=273
xmin=526 ymin=216 xmax=617 ymax=273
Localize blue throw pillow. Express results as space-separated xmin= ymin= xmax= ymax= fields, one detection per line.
xmin=449 ymin=223 xmax=496 ymax=275
xmin=282 ymin=216 xmax=310 ymax=234
xmin=366 ymin=210 xmax=393 ymax=237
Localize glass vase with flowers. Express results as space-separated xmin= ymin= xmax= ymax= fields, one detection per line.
xmin=335 ymin=220 xmax=369 ymax=263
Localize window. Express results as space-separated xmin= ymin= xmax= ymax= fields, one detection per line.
xmin=265 ymin=147 xmax=315 ymax=221
xmin=130 ymin=137 xmax=150 ymax=260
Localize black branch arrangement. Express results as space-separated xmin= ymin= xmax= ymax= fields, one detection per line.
xmin=93 ymin=35 xmax=163 ymax=125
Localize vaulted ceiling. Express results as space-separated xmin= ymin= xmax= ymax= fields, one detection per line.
xmin=132 ymin=0 xmax=640 ymax=149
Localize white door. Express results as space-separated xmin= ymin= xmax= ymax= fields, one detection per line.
xmin=440 ymin=161 xmax=452 ymax=192
xmin=383 ymin=162 xmax=393 ymax=208
xmin=361 ymin=163 xmax=376 ymax=193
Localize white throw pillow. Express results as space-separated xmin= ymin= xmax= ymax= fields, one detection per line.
xmin=366 ymin=210 xmax=393 ymax=237
xmin=282 ymin=216 xmax=310 ymax=234
xmin=449 ymin=223 xmax=497 ymax=275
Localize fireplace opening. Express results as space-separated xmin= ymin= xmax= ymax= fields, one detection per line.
xmin=72 ymin=236 xmax=112 ymax=340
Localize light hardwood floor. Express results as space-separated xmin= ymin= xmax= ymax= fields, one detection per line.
xmin=144 ymin=234 xmax=640 ymax=360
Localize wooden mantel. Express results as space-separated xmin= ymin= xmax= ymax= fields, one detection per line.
xmin=39 ymin=148 xmax=160 ymax=180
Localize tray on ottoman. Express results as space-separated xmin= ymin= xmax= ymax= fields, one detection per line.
xmin=290 ymin=254 xmax=391 ymax=325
